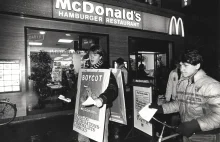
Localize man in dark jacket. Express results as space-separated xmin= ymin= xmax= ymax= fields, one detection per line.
xmin=78 ymin=45 xmax=118 ymax=142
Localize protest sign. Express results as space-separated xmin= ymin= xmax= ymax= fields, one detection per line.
xmin=109 ymin=69 xmax=127 ymax=125
xmin=133 ymin=85 xmax=153 ymax=136
xmin=73 ymin=69 xmax=110 ymax=142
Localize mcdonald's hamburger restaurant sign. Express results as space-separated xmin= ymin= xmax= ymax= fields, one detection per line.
xmin=53 ymin=0 xmax=184 ymax=37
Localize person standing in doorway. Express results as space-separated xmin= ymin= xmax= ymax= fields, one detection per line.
xmin=66 ymin=64 xmax=76 ymax=89
xmin=116 ymin=57 xmax=128 ymax=86
xmin=165 ymin=61 xmax=181 ymax=102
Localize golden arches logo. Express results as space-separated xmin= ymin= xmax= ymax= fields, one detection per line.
xmin=169 ymin=16 xmax=184 ymax=37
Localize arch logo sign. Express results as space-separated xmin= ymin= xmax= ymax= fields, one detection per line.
xmin=168 ymin=16 xmax=184 ymax=37
xmin=53 ymin=0 xmax=142 ymax=29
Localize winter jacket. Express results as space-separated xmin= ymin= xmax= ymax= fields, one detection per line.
xmin=165 ymin=68 xmax=181 ymax=101
xmin=162 ymin=69 xmax=220 ymax=132
xmin=85 ymin=60 xmax=118 ymax=108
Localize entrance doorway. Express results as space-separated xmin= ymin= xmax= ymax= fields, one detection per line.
xmin=128 ymin=37 xmax=174 ymax=94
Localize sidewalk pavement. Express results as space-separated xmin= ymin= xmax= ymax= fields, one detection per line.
xmin=1 ymin=109 xmax=180 ymax=142
xmin=0 ymin=112 xmax=155 ymax=142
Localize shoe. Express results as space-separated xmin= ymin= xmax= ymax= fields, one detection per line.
xmin=114 ymin=134 xmax=120 ymax=139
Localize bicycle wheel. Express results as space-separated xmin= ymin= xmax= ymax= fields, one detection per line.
xmin=0 ymin=101 xmax=17 ymax=126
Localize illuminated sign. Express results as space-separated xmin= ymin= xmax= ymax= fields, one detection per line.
xmin=27 ymin=33 xmax=44 ymax=41
xmin=53 ymin=0 xmax=184 ymax=35
xmin=168 ymin=16 xmax=184 ymax=37
xmin=182 ymin=0 xmax=191 ymax=7
xmin=53 ymin=0 xmax=142 ymax=29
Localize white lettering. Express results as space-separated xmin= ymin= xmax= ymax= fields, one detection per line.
xmin=106 ymin=8 xmax=114 ymax=17
xmin=57 ymin=11 xmax=103 ymax=22
xmin=55 ymin=0 xmax=142 ymax=23
xmin=135 ymin=13 xmax=141 ymax=22
xmin=75 ymin=13 xmax=79 ymax=18
xmin=58 ymin=11 xmax=63 ymax=16
xmin=106 ymin=17 xmax=140 ymax=27
xmin=122 ymin=9 xmax=126 ymax=19
xmin=64 ymin=12 xmax=68 ymax=17
xmin=83 ymin=1 xmax=94 ymax=13
xmin=56 ymin=0 xmax=71 ymax=10
xmin=69 ymin=12 xmax=74 ymax=18
xmin=72 ymin=1 xmax=81 ymax=12
xmin=114 ymin=9 xmax=122 ymax=18
xmin=85 ymin=15 xmax=89 ymax=20
xmin=95 ymin=6 xmax=104 ymax=15
xmin=99 ymin=17 xmax=102 ymax=22
xmin=81 ymin=75 xmax=103 ymax=82
xmin=126 ymin=11 xmax=133 ymax=20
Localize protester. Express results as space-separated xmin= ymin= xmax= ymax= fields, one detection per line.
xmin=78 ymin=45 xmax=118 ymax=142
xmin=150 ymin=49 xmax=220 ymax=142
xmin=112 ymin=58 xmax=128 ymax=140
xmin=115 ymin=57 xmax=128 ymax=86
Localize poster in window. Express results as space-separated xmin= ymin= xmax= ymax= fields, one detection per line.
xmin=79 ymin=36 xmax=99 ymax=50
xmin=0 ymin=59 xmax=21 ymax=93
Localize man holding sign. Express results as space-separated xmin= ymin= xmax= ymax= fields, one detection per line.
xmin=75 ymin=45 xmax=118 ymax=142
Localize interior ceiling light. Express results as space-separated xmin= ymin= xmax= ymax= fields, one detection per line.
xmin=64 ymin=57 xmax=72 ymax=60
xmin=28 ymin=42 xmax=42 ymax=46
xmin=66 ymin=34 xmax=71 ymax=36
xmin=61 ymin=54 xmax=69 ymax=56
xmin=138 ymin=51 xmax=159 ymax=54
xmin=54 ymin=57 xmax=63 ymax=60
xmin=58 ymin=39 xmax=73 ymax=43
xmin=39 ymin=31 xmax=46 ymax=34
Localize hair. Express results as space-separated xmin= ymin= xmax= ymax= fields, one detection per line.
xmin=180 ymin=49 xmax=203 ymax=67
xmin=70 ymin=64 xmax=74 ymax=67
xmin=88 ymin=44 xmax=104 ymax=57
xmin=139 ymin=64 xmax=145 ymax=70
xmin=116 ymin=57 xmax=124 ymax=65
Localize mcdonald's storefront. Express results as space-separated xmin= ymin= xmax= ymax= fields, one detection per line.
xmin=0 ymin=0 xmax=185 ymax=118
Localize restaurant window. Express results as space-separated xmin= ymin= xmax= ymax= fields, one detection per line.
xmin=26 ymin=28 xmax=108 ymax=115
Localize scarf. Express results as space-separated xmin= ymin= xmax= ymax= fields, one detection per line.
xmin=85 ymin=59 xmax=103 ymax=69
xmin=118 ymin=64 xmax=126 ymax=69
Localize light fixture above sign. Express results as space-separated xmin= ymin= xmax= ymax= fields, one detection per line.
xmin=39 ymin=31 xmax=46 ymax=34
xmin=29 ymin=42 xmax=43 ymax=45
xmin=58 ymin=39 xmax=73 ymax=43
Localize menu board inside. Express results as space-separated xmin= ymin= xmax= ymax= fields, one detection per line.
xmin=0 ymin=60 xmax=21 ymax=93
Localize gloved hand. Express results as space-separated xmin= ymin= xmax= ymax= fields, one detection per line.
xmin=148 ymin=103 xmax=164 ymax=113
xmin=176 ymin=119 xmax=201 ymax=137
xmin=94 ymin=98 xmax=103 ymax=108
